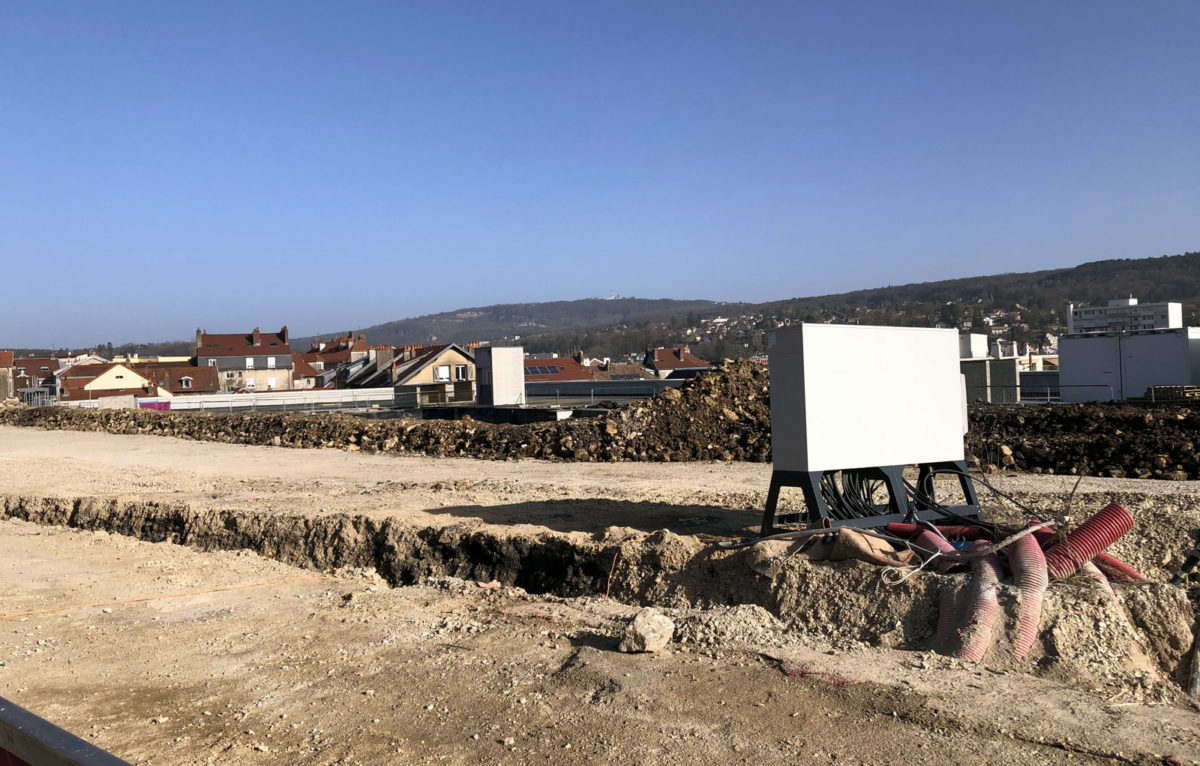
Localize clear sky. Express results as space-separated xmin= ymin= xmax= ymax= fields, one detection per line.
xmin=2 ymin=1 xmax=1198 ymax=347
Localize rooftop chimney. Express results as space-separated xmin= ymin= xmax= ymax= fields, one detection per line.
xmin=251 ymin=327 xmax=261 ymax=347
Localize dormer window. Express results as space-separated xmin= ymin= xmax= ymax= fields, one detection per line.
xmin=181 ymin=377 xmax=193 ymax=389
xmin=246 ymin=358 xmax=254 ymax=369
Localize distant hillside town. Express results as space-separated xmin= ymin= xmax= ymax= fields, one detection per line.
xmin=2 ymin=294 xmax=1198 ymax=412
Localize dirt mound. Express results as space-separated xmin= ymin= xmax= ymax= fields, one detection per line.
xmin=0 ymin=360 xmax=772 ymax=463
xmin=967 ymin=403 xmax=1200 ymax=480
xmin=5 ymin=362 xmax=1200 ymax=480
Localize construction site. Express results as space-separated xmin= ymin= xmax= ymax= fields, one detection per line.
xmin=2 ymin=325 xmax=1199 ymax=765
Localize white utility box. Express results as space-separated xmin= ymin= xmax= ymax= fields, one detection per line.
xmin=769 ymin=324 xmax=966 ymax=472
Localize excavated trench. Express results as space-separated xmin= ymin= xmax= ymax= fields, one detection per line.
xmin=4 ymin=492 xmax=1196 ymax=704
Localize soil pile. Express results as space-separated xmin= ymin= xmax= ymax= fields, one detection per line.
xmin=966 ymin=403 xmax=1200 ymax=479
xmin=4 ymin=362 xmax=1200 ymax=479
xmin=0 ymin=360 xmax=773 ymax=463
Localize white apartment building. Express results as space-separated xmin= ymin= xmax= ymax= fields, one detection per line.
xmin=1066 ymin=297 xmax=1182 ymax=334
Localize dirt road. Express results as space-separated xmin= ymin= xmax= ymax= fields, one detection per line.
xmin=2 ymin=426 xmax=1198 ymax=764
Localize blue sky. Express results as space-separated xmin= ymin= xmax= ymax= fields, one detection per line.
xmin=2 ymin=1 xmax=1197 ymax=347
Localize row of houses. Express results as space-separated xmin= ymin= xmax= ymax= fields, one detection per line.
xmin=522 ymin=346 xmax=712 ymax=383
xmin=2 ymin=325 xmax=712 ymax=408
xmin=0 ymin=327 xmax=480 ymax=406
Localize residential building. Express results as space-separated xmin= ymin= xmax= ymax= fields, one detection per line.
xmin=195 ymin=327 xmax=294 ymax=392
xmin=643 ymin=346 xmax=712 ymax=379
xmin=130 ymin=361 xmax=221 ymax=395
xmin=290 ymin=354 xmax=326 ymax=390
xmin=300 ymin=334 xmax=371 ymax=373
xmin=58 ymin=363 xmax=170 ymax=402
xmin=1067 ymin=298 xmax=1183 ymax=334
xmin=350 ymin=343 xmax=477 ymax=405
xmin=522 ymin=356 xmax=594 ymax=383
xmin=12 ymin=357 xmax=60 ymax=402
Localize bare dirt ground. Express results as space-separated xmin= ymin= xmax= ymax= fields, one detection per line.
xmin=2 ymin=425 xmax=1199 ymax=765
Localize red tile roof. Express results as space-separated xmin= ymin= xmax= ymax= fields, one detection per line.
xmin=198 ymin=327 xmax=291 ymax=357
xmin=133 ymin=363 xmax=221 ymax=395
xmin=12 ymin=357 xmax=61 ymax=387
xmin=523 ymin=357 xmax=594 ymax=382
xmin=648 ymin=348 xmax=711 ymax=371
xmin=0 ymin=351 xmax=13 ymax=368
xmin=291 ymin=354 xmax=321 ymax=379
xmin=58 ymin=363 xmax=156 ymax=399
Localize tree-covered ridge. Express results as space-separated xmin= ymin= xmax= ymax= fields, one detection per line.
xmin=518 ymin=251 xmax=1200 ymax=361
xmin=18 ymin=251 xmax=1198 ymax=361
xmin=302 ymin=298 xmax=719 ymax=347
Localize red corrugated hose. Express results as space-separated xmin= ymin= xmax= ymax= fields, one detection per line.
xmin=1043 ymin=503 xmax=1134 ymax=579
xmin=954 ymin=540 xmax=1002 ymax=663
xmin=1006 ymin=527 xmax=1048 ymax=660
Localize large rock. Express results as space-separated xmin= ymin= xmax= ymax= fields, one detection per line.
xmin=618 ymin=607 xmax=675 ymax=653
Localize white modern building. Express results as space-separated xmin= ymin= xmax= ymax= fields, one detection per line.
xmin=1059 ymin=327 xmax=1200 ymax=402
xmin=1067 ymin=298 xmax=1182 ymax=334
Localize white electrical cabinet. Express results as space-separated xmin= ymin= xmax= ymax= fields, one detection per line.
xmin=768 ymin=324 xmax=966 ymax=472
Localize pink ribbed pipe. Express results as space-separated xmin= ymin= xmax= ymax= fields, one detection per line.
xmin=1091 ymin=553 xmax=1148 ymax=582
xmin=954 ymin=540 xmax=1002 ymax=663
xmin=914 ymin=530 xmax=957 ymax=573
xmin=1079 ymin=561 xmax=1121 ymax=610
xmin=1044 ymin=503 xmax=1134 ymax=579
xmin=1007 ymin=529 xmax=1047 ymax=660
xmin=1031 ymin=527 xmax=1146 ymax=581
xmin=933 ymin=584 xmax=961 ymax=652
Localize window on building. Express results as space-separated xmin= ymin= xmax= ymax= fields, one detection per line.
xmin=207 ymin=359 xmax=217 ymax=367
xmin=454 ymin=365 xmax=469 ymax=381
xmin=434 ymin=364 xmax=450 ymax=381
xmin=181 ymin=377 xmax=193 ymax=389
xmin=246 ymin=378 xmax=256 ymax=388
xmin=267 ymin=356 xmax=276 ymax=369
xmin=246 ymin=358 xmax=254 ymax=369
xmin=267 ymin=376 xmax=277 ymax=389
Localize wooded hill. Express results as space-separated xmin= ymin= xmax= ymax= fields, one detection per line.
xmin=19 ymin=251 xmax=1198 ymax=360
xmin=517 ymin=251 xmax=1200 ymax=360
